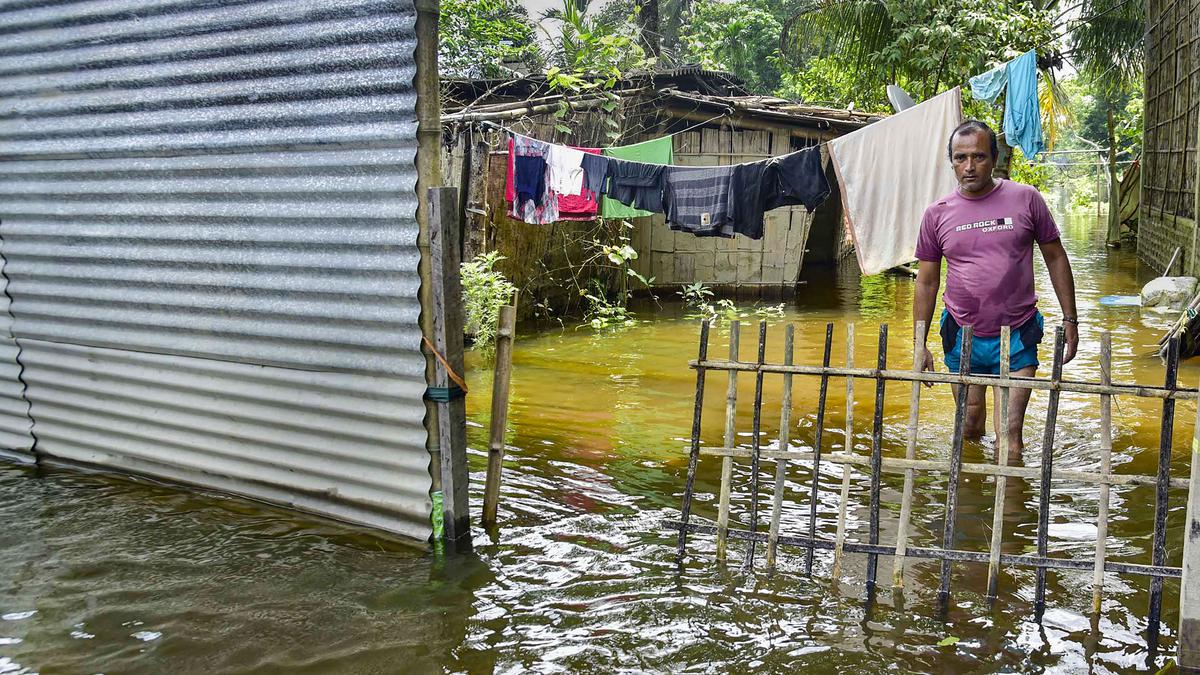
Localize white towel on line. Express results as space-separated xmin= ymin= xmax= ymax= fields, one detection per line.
xmin=546 ymin=144 xmax=586 ymax=195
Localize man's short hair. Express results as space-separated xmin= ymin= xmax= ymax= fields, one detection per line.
xmin=947 ymin=120 xmax=999 ymax=161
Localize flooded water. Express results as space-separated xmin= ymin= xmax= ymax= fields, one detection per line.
xmin=1 ymin=209 xmax=1196 ymax=673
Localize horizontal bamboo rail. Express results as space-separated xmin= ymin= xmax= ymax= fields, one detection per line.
xmin=689 ymin=359 xmax=1200 ymax=400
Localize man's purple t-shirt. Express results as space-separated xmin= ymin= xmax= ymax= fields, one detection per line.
xmin=915 ymin=179 xmax=1060 ymax=338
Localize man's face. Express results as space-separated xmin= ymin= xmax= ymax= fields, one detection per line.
xmin=950 ymin=131 xmax=995 ymax=194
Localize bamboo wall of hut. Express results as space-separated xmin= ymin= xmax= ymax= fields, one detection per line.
xmin=1139 ymin=0 xmax=1200 ymax=273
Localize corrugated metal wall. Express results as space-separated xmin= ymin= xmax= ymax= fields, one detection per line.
xmin=0 ymin=0 xmax=432 ymax=540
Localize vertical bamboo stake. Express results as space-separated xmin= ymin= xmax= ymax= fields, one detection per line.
xmin=866 ymin=324 xmax=888 ymax=588
xmin=806 ymin=323 xmax=834 ymax=575
xmin=482 ymin=304 xmax=517 ymax=528
xmin=939 ymin=325 xmax=974 ymax=601
xmin=676 ymin=321 xmax=711 ymax=559
xmin=986 ymin=325 xmax=1012 ymax=599
xmin=1176 ymin=360 xmax=1200 ymax=669
xmin=832 ymin=323 xmax=855 ymax=579
xmin=1091 ymin=331 xmax=1113 ymax=613
xmin=1034 ymin=326 xmax=1066 ymax=618
xmin=716 ymin=321 xmax=740 ymax=562
xmin=1148 ymin=336 xmax=1180 ymax=639
xmin=744 ymin=321 xmax=768 ymax=571
xmin=768 ymin=324 xmax=795 ymax=569
xmin=892 ymin=321 xmax=924 ymax=588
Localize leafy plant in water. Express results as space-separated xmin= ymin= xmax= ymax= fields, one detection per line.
xmin=583 ymin=280 xmax=637 ymax=330
xmin=461 ymin=251 xmax=517 ymax=351
xmin=679 ymin=282 xmax=784 ymax=325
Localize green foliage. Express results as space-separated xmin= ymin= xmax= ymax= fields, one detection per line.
xmin=777 ymin=1 xmax=1057 ymax=106
xmin=439 ymin=0 xmax=543 ymax=78
xmin=678 ymin=282 xmax=785 ymax=325
xmin=1009 ymin=147 xmax=1052 ymax=192
xmin=461 ymin=252 xmax=517 ymax=350
xmin=583 ymin=280 xmax=637 ymax=329
xmin=680 ymin=0 xmax=784 ymax=93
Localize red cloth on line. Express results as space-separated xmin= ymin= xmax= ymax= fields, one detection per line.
xmin=557 ymin=146 xmax=602 ymax=218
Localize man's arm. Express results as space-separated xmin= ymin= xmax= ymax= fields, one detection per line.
xmin=914 ymin=259 xmax=942 ymax=385
xmin=1038 ymin=238 xmax=1079 ymax=363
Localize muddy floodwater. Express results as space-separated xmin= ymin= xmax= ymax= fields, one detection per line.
xmin=2 ymin=210 xmax=1196 ymax=673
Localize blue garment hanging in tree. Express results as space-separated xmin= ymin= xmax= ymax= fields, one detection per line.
xmin=1003 ymin=50 xmax=1044 ymax=158
xmin=969 ymin=63 xmax=1008 ymax=105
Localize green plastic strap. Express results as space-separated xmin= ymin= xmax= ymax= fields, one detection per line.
xmin=424 ymin=385 xmax=466 ymax=402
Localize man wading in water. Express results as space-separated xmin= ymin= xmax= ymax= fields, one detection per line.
xmin=913 ymin=120 xmax=1078 ymax=456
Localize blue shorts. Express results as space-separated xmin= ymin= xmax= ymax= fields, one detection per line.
xmin=940 ymin=309 xmax=1043 ymax=375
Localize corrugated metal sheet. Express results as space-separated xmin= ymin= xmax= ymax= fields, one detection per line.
xmin=0 ymin=0 xmax=431 ymax=541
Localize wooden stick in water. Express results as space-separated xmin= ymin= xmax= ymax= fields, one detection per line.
xmin=1092 ymin=330 xmax=1113 ymax=614
xmin=743 ymin=321 xmax=768 ymax=571
xmin=939 ymin=325 xmax=974 ymax=601
xmin=482 ymin=304 xmax=518 ymax=528
xmin=676 ymin=320 xmax=711 ymax=559
xmin=893 ymin=321 xmax=924 ymax=588
xmin=986 ymin=325 xmax=1012 ymax=600
xmin=866 ymin=324 xmax=888 ymax=588
xmin=768 ymin=324 xmax=796 ymax=569
xmin=832 ymin=323 xmax=855 ymax=579
xmin=716 ymin=321 xmax=741 ymax=561
xmin=1034 ymin=326 xmax=1066 ymax=617
xmin=1148 ymin=336 xmax=1180 ymax=641
xmin=806 ymin=323 xmax=834 ymax=576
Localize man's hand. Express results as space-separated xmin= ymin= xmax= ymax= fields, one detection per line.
xmin=1063 ymin=321 xmax=1078 ymax=364
xmin=920 ymin=346 xmax=936 ymax=387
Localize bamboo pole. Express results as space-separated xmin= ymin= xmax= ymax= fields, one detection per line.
xmin=1176 ymin=356 xmax=1200 ymax=668
xmin=986 ymin=326 xmax=1012 ymax=599
xmin=806 ymin=323 xmax=834 ymax=575
xmin=768 ymin=324 xmax=795 ymax=568
xmin=716 ymin=321 xmax=740 ymax=561
xmin=1091 ymin=331 xmax=1113 ymax=613
xmin=688 ymin=360 xmax=1200 ymax=401
xmin=744 ymin=322 xmax=768 ymax=570
xmin=482 ymin=304 xmax=517 ymax=528
xmin=866 ymin=324 xmax=888 ymax=588
xmin=832 ymin=324 xmax=854 ymax=579
xmin=892 ymin=321 xmax=924 ymax=588
xmin=1034 ymin=327 xmax=1066 ymax=618
xmin=939 ymin=326 xmax=974 ymax=601
xmin=1148 ymin=336 xmax=1181 ymax=641
xmin=676 ymin=321 xmax=711 ymax=559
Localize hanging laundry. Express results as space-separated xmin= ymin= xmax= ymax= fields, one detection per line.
xmin=581 ymin=153 xmax=609 ymax=197
xmin=515 ymin=154 xmax=547 ymax=207
xmin=505 ymin=134 xmax=559 ymax=224
xmin=601 ymin=136 xmax=673 ymax=219
xmin=1004 ymin=49 xmax=1044 ymax=158
xmin=546 ymin=144 xmax=586 ymax=195
xmin=827 ymin=87 xmax=961 ymax=275
xmin=558 ymin=147 xmax=602 ymax=220
xmin=604 ymin=158 xmax=667 ymax=214
xmin=663 ymin=165 xmax=737 ymax=237
xmin=969 ymin=63 xmax=1008 ymax=105
xmin=730 ymin=146 xmax=830 ymax=240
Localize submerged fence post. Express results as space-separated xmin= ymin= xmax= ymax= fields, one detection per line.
xmin=866 ymin=324 xmax=888 ymax=589
xmin=716 ymin=321 xmax=741 ymax=562
xmin=768 ymin=324 xmax=795 ymax=569
xmin=939 ymin=325 xmax=973 ymax=602
xmin=1091 ymin=331 xmax=1113 ymax=613
xmin=806 ymin=323 xmax=834 ymax=576
xmin=743 ymin=321 xmax=768 ymax=571
xmin=832 ymin=324 xmax=855 ymax=579
xmin=676 ymin=321 xmax=711 ymax=560
xmin=1034 ymin=326 xmax=1066 ymax=617
xmin=986 ymin=325 xmax=1012 ymax=600
xmin=482 ymin=304 xmax=517 ymax=528
xmin=428 ymin=186 xmax=471 ymax=552
xmin=893 ymin=321 xmax=924 ymax=588
xmin=1178 ymin=363 xmax=1200 ymax=669
xmin=1149 ymin=336 xmax=1181 ymax=642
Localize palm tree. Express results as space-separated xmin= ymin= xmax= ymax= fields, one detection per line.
xmin=1066 ymin=0 xmax=1145 ymax=245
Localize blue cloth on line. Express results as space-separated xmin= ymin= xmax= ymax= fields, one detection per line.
xmin=514 ymin=154 xmax=547 ymax=207
xmin=969 ymin=63 xmax=1008 ymax=105
xmin=1003 ymin=49 xmax=1044 ymax=158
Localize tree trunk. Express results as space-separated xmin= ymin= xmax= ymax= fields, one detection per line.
xmin=1106 ymin=104 xmax=1121 ymax=247
xmin=637 ymin=0 xmax=660 ymax=58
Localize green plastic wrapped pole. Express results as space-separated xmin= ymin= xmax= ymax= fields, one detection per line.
xmin=431 ymin=490 xmax=445 ymax=548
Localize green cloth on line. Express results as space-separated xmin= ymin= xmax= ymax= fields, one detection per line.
xmin=601 ymin=136 xmax=673 ymax=219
